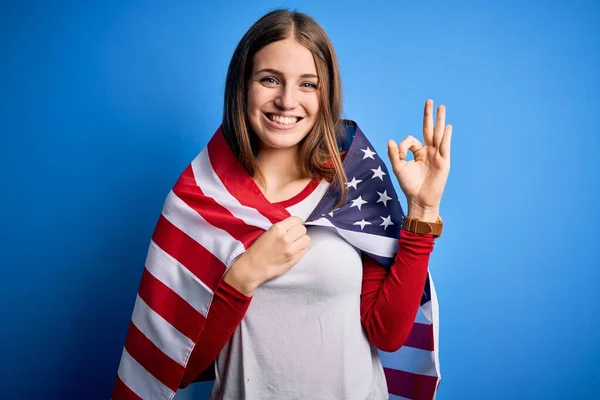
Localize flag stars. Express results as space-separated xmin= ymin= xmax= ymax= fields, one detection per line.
xmin=354 ymin=219 xmax=372 ymax=230
xmin=350 ymin=196 xmax=368 ymax=211
xmin=379 ymin=215 xmax=394 ymax=230
xmin=371 ymin=165 xmax=386 ymax=181
xmin=376 ymin=190 xmax=392 ymax=207
xmin=346 ymin=177 xmax=363 ymax=190
xmin=361 ymin=146 xmax=376 ymax=160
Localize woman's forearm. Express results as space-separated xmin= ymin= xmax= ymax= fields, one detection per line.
xmin=360 ymin=230 xmax=434 ymax=352
xmin=179 ymin=279 xmax=252 ymax=388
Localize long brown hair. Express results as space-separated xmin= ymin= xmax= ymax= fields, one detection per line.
xmin=222 ymin=9 xmax=348 ymax=208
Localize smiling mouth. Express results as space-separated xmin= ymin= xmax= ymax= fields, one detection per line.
xmin=265 ymin=113 xmax=304 ymax=126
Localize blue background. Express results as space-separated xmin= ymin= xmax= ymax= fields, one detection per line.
xmin=1 ymin=0 xmax=598 ymax=399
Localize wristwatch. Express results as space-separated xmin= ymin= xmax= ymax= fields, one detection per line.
xmin=402 ymin=215 xmax=444 ymax=238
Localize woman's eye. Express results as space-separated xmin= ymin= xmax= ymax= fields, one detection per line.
xmin=302 ymin=82 xmax=318 ymax=89
xmin=260 ymin=77 xmax=278 ymax=85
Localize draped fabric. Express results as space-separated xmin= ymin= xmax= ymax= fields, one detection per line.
xmin=111 ymin=121 xmax=441 ymax=400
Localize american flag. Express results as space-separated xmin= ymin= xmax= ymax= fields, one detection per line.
xmin=111 ymin=121 xmax=441 ymax=400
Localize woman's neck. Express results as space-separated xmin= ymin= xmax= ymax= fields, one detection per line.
xmin=254 ymin=145 xmax=306 ymax=191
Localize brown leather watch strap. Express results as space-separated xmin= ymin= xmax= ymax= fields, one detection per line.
xmin=402 ymin=216 xmax=443 ymax=237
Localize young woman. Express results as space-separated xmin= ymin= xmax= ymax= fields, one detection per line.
xmin=112 ymin=8 xmax=451 ymax=400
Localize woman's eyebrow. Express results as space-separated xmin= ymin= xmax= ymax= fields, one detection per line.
xmin=254 ymin=68 xmax=318 ymax=79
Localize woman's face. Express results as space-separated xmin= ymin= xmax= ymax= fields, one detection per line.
xmin=246 ymin=38 xmax=320 ymax=151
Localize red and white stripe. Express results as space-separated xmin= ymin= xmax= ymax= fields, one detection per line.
xmin=382 ymin=273 xmax=441 ymax=400
xmin=113 ymin=131 xmax=273 ymax=400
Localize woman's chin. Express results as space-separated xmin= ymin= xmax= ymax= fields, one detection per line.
xmin=256 ymin=129 xmax=311 ymax=150
xmin=256 ymin=134 xmax=301 ymax=150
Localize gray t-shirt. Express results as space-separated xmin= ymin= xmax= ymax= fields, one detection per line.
xmin=210 ymin=180 xmax=389 ymax=399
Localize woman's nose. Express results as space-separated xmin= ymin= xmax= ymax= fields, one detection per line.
xmin=273 ymin=84 xmax=299 ymax=110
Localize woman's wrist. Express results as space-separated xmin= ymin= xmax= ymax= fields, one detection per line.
xmin=223 ymin=255 xmax=260 ymax=297
xmin=406 ymin=200 xmax=440 ymax=223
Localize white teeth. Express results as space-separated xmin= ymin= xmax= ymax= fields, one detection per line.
xmin=269 ymin=114 xmax=299 ymax=125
